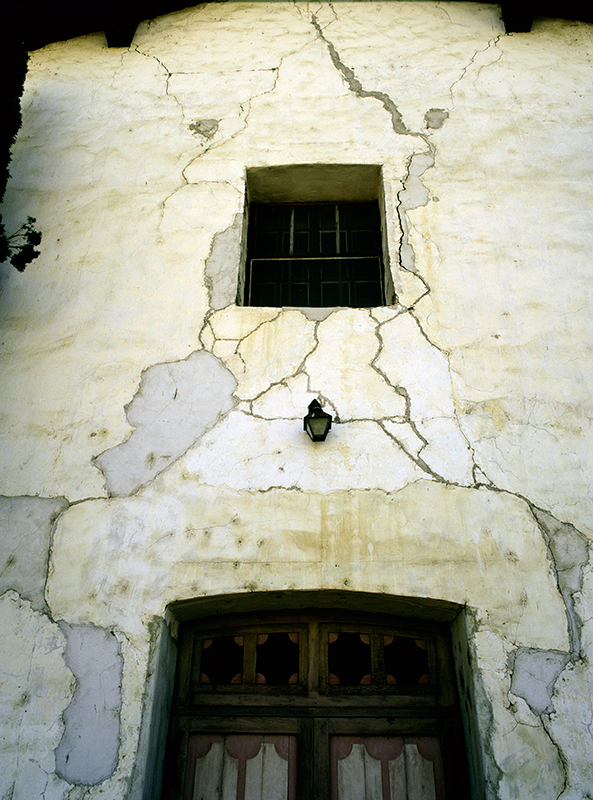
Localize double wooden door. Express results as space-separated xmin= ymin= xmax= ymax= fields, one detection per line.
xmin=163 ymin=611 xmax=469 ymax=800
xmin=184 ymin=732 xmax=444 ymax=800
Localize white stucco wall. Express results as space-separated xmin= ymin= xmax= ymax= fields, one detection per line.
xmin=1 ymin=3 xmax=593 ymax=799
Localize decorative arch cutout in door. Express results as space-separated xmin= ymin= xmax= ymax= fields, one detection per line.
xmin=162 ymin=607 xmax=470 ymax=799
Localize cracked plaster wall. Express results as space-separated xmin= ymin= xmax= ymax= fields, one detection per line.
xmin=1 ymin=3 xmax=593 ymax=799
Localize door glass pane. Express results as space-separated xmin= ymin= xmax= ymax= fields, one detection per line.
xmin=330 ymin=736 xmax=444 ymax=800
xmin=327 ymin=632 xmax=372 ymax=685
xmin=255 ymin=632 xmax=300 ymax=685
xmin=383 ymin=636 xmax=430 ymax=687
xmin=185 ymin=734 xmax=297 ymax=800
xmin=199 ymin=636 xmax=244 ymax=685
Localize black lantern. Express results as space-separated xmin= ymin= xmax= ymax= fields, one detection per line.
xmin=304 ymin=400 xmax=332 ymax=442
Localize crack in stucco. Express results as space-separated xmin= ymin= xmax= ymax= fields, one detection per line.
xmin=311 ymin=13 xmax=415 ymax=138
xmin=138 ymin=49 xmax=283 ymax=234
xmin=307 ymin=9 xmax=484 ymax=492
xmin=529 ymin=506 xmax=589 ymax=660
xmin=472 ymin=464 xmax=496 ymax=487
xmin=542 ymin=714 xmax=570 ymax=800
xmin=200 ymin=308 xmax=283 ymax=354
xmin=501 ymin=504 xmax=592 ymax=794
xmin=448 ymin=36 xmax=503 ymax=103
xmin=378 ymin=415 xmax=446 ymax=482
xmin=309 ymin=9 xmax=442 ymax=320
xmin=368 ymin=316 xmax=449 ymax=480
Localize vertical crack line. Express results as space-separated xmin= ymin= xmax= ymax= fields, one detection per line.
xmin=309 ymin=9 xmax=442 ymax=350
xmin=395 ymin=154 xmax=417 ymax=283
xmin=541 ymin=715 xmax=569 ymax=800
xmin=448 ymin=36 xmax=502 ymax=102
xmin=44 ymin=503 xmax=71 ymax=616
xmin=529 ymin=505 xmax=589 ymax=661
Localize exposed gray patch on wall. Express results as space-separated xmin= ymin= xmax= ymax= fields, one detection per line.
xmin=94 ymin=351 xmax=237 ymax=496
xmin=531 ymin=506 xmax=589 ymax=657
xmin=300 ymin=307 xmax=335 ymax=321
xmin=397 ymin=152 xmax=434 ymax=274
xmin=129 ymin=617 xmax=178 ymax=800
xmin=189 ymin=118 xmax=219 ymax=139
xmin=0 ymin=496 xmax=69 ymax=610
xmin=55 ymin=623 xmax=122 ymax=785
xmin=205 ymin=213 xmax=244 ymax=310
xmin=510 ymin=648 xmax=571 ymax=715
xmin=507 ymin=508 xmax=591 ymax=723
xmin=424 ymin=108 xmax=449 ymax=129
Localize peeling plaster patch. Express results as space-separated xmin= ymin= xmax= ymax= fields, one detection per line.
xmin=473 ymin=629 xmax=564 ymax=799
xmin=55 ymin=623 xmax=122 ymax=786
xmin=204 ymin=212 xmax=243 ymax=310
xmin=0 ymin=496 xmax=68 ymax=610
xmin=531 ymin=506 xmax=589 ymax=657
xmin=510 ymin=648 xmax=570 ymax=715
xmin=0 ymin=592 xmax=74 ymax=800
xmin=94 ymin=351 xmax=237 ymax=496
xmin=398 ymin=153 xmax=434 ymax=213
xmin=424 ymin=108 xmax=449 ymax=129
xmin=300 ymin=307 xmax=335 ymax=321
xmin=189 ymin=118 xmax=219 ymax=138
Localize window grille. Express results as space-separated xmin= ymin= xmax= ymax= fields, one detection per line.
xmin=244 ymin=202 xmax=385 ymax=307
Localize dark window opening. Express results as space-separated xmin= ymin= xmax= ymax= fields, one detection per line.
xmin=244 ymin=202 xmax=385 ymax=307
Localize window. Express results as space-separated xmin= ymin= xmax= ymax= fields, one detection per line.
xmin=162 ymin=608 xmax=470 ymax=799
xmin=240 ymin=165 xmax=394 ymax=308
xmin=245 ymin=202 xmax=384 ymax=307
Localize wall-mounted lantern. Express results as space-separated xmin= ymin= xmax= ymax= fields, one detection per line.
xmin=304 ymin=400 xmax=332 ymax=442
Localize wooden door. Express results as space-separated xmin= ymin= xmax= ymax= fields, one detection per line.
xmin=184 ymin=734 xmax=297 ymax=800
xmin=330 ymin=736 xmax=445 ymax=800
xmin=163 ymin=610 xmax=470 ymax=800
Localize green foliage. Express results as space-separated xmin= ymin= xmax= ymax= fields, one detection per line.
xmin=3 ymin=216 xmax=42 ymax=272
xmin=0 ymin=8 xmax=41 ymax=272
